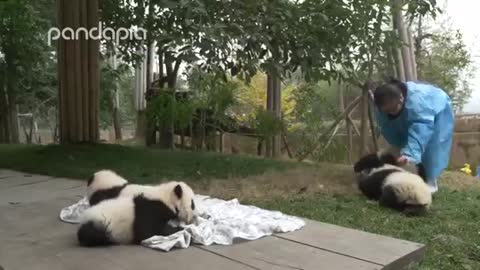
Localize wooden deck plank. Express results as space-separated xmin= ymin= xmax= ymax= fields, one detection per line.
xmin=0 ymin=173 xmax=55 ymax=189
xmin=0 ymin=177 xmax=85 ymax=206
xmin=0 ymin=197 xmax=78 ymax=238
xmin=0 ymin=198 xmax=253 ymax=270
xmin=201 ymin=236 xmax=383 ymax=270
xmin=275 ymin=219 xmax=425 ymax=269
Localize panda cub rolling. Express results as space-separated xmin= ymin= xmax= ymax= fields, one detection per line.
xmin=77 ymin=181 xmax=196 ymax=246
xmin=86 ymin=170 xmax=129 ymax=206
xmin=353 ymin=152 xmax=432 ymax=216
xmin=353 ymin=151 xmax=426 ymax=180
xmin=87 ymin=169 xmax=165 ymax=206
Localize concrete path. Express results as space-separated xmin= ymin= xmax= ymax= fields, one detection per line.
xmin=0 ymin=169 xmax=426 ymax=270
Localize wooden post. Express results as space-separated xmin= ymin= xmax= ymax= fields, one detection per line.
xmin=57 ymin=0 xmax=99 ymax=143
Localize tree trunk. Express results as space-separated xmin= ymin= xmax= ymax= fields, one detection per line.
xmin=393 ymin=38 xmax=406 ymax=81
xmin=219 ymin=131 xmax=224 ymax=153
xmin=6 ymin=80 xmax=19 ymax=144
xmin=272 ymin=75 xmax=282 ymax=157
xmin=180 ymin=129 xmax=186 ymax=149
xmin=57 ymin=0 xmax=100 ymax=144
xmin=265 ymin=73 xmax=281 ymax=158
xmin=112 ymin=106 xmax=122 ymax=140
xmin=265 ymin=74 xmax=273 ymax=158
xmin=339 ymin=84 xmax=353 ymax=163
xmin=359 ymin=84 xmax=370 ymax=156
xmin=0 ymin=69 xmax=10 ymax=143
xmin=386 ymin=46 xmax=398 ymax=78
xmin=407 ymin=27 xmax=417 ymax=80
xmin=134 ymin=46 xmax=147 ymax=139
xmin=109 ymin=50 xmax=122 ymax=141
xmin=145 ymin=43 xmax=156 ymax=146
xmin=392 ymin=0 xmax=414 ymax=81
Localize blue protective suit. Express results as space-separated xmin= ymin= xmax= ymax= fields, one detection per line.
xmin=374 ymin=81 xmax=455 ymax=184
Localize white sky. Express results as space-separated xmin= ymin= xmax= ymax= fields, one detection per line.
xmin=439 ymin=0 xmax=480 ymax=113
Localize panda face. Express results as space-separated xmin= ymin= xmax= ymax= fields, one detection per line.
xmin=172 ymin=182 xmax=196 ymax=225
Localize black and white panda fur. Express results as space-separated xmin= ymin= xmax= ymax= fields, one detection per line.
xmin=87 ymin=170 xmax=167 ymax=207
xmin=353 ymin=151 xmax=426 ymax=180
xmin=86 ymin=170 xmax=129 ymax=206
xmin=77 ymin=181 xmax=197 ymax=246
xmin=353 ymin=151 xmax=431 ymax=216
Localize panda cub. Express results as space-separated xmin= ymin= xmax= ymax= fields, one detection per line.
xmin=87 ymin=169 xmax=164 ymax=206
xmin=353 ymin=151 xmax=432 ymax=216
xmin=353 ymin=151 xmax=426 ymax=180
xmin=77 ymin=181 xmax=196 ymax=246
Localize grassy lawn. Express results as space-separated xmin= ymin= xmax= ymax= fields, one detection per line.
xmin=1 ymin=143 xmax=480 ymax=269
xmin=0 ymin=143 xmax=298 ymax=183
xmin=251 ymin=190 xmax=480 ymax=270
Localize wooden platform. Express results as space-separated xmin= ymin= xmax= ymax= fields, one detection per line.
xmin=0 ymin=169 xmax=426 ymax=270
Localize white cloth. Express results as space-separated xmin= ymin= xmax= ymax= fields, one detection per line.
xmin=59 ymin=194 xmax=306 ymax=252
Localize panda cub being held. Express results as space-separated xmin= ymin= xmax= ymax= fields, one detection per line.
xmin=353 ymin=151 xmax=432 ymax=216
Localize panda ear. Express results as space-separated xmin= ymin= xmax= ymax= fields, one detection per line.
xmin=174 ymin=184 xmax=183 ymax=199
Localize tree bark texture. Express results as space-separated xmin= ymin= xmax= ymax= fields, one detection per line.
xmin=57 ymin=0 xmax=100 ymax=143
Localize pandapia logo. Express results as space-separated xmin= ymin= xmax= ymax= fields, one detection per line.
xmin=47 ymin=22 xmax=147 ymax=46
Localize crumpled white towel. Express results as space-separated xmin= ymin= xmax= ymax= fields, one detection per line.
xmin=59 ymin=194 xmax=306 ymax=252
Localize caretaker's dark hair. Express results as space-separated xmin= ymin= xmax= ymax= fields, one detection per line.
xmin=373 ymin=78 xmax=407 ymax=107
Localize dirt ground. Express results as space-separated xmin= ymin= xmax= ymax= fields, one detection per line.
xmin=192 ymin=163 xmax=480 ymax=201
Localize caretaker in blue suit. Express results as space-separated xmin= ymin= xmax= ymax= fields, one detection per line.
xmin=373 ymin=79 xmax=455 ymax=193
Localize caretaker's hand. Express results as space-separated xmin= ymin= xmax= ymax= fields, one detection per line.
xmin=396 ymin=156 xmax=409 ymax=165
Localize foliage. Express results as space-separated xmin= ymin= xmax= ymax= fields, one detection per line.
xmin=101 ymin=0 xmax=439 ymax=85
xmin=0 ymin=0 xmax=57 ymax=142
xmin=415 ymin=27 xmax=475 ymax=113
xmin=146 ymin=92 xmax=178 ymax=130
xmin=252 ymin=108 xmax=283 ymax=138
xmin=284 ymin=81 xmax=341 ymax=159
xmin=99 ymin=58 xmax=135 ymax=129
xmin=187 ymin=68 xmax=240 ymax=129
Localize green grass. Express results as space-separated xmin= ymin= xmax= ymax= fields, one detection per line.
xmin=0 ymin=143 xmax=297 ymax=183
xmin=250 ymin=190 xmax=480 ymax=270
xmin=1 ymin=143 xmax=479 ymax=269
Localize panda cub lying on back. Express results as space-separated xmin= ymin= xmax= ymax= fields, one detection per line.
xmin=353 ymin=151 xmax=432 ymax=216
xmin=78 ymin=170 xmax=197 ymax=246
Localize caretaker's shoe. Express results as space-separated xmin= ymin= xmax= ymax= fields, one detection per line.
xmin=427 ymin=180 xmax=438 ymax=194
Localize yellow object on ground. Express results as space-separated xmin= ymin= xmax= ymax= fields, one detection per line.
xmin=460 ymin=163 xmax=472 ymax=176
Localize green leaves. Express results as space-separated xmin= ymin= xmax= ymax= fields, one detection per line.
xmin=416 ymin=26 xmax=475 ymax=112
xmin=102 ymin=0 xmax=439 ymax=85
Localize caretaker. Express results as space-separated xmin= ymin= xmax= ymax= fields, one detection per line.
xmin=373 ymin=78 xmax=455 ymax=193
